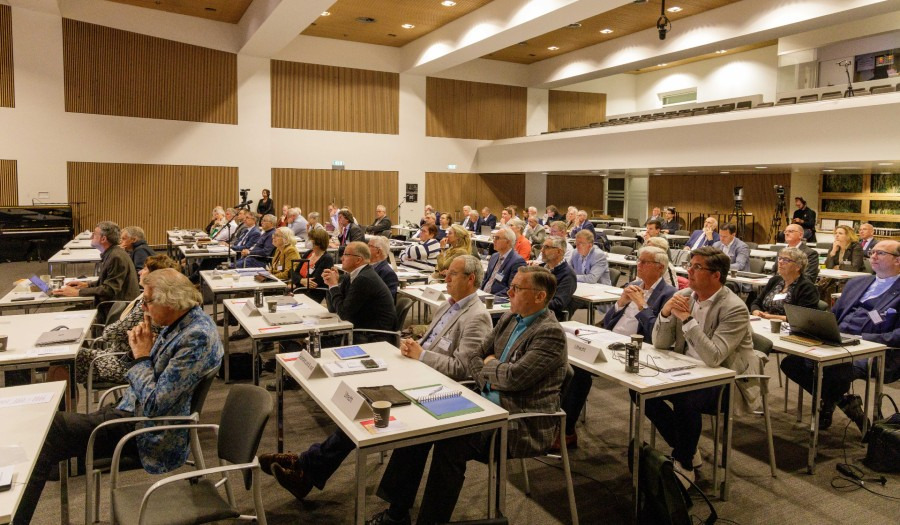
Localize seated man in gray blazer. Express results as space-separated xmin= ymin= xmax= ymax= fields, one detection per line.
xmin=369 ymin=266 xmax=567 ymax=525
xmin=568 ymin=229 xmax=611 ymax=285
xmin=651 ymin=246 xmax=759 ymax=488
xmin=260 ymin=255 xmax=492 ymax=502
xmin=712 ymin=223 xmax=750 ymax=272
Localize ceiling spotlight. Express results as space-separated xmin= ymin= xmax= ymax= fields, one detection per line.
xmin=401 ymin=23 xmax=415 ymax=29
xmin=657 ymin=63 xmax=668 ymax=67
xmin=321 ymin=11 xmax=331 ymax=16
xmin=755 ymin=166 xmax=768 ymax=169
xmin=356 ymin=17 xmax=376 ymax=23
xmin=548 ymin=46 xmax=559 ymax=51
xmin=878 ymin=162 xmax=894 ymax=166
xmin=657 ymin=0 xmax=672 ymax=40
xmin=516 ymin=41 xmax=528 ymax=46
xmin=822 ymin=169 xmax=835 ymax=173
xmin=566 ymin=23 xmax=582 ymax=29
xmin=667 ymin=6 xmax=683 ymax=13
xmin=715 ymin=50 xmax=727 ymax=54
xmin=720 ymin=171 xmax=730 ymax=174
xmin=441 ymin=0 xmax=457 ymax=6
xmin=599 ymin=28 xmax=614 ymax=34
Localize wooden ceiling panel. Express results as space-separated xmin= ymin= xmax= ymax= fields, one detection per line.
xmin=301 ymin=0 xmax=495 ymax=48
xmin=106 ymin=0 xmax=253 ymax=24
xmin=484 ymin=0 xmax=741 ymax=64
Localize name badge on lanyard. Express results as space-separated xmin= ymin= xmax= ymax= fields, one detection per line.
xmin=496 ymin=272 xmax=505 ymax=281
xmin=437 ymin=337 xmax=452 ymax=351
xmin=868 ymin=309 xmax=884 ymax=324
xmin=773 ymin=293 xmax=788 ymax=302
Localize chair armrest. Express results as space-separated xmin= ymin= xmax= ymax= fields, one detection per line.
xmin=736 ymin=374 xmax=771 ymax=381
xmin=137 ymin=459 xmax=260 ymax=525
xmin=87 ymin=414 xmax=201 ymax=474
xmin=508 ymin=410 xmax=565 ymax=421
xmin=97 ymin=384 xmax=130 ymax=408
xmin=109 ymin=423 xmax=218 ymax=488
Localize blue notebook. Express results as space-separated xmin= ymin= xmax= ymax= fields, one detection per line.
xmin=403 ymin=384 xmax=483 ymax=420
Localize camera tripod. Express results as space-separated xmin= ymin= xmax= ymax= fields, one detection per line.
xmin=728 ymin=204 xmax=748 ymax=240
xmin=769 ymin=193 xmax=788 ymax=243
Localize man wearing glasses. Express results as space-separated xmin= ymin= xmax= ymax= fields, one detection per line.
xmin=481 ymin=227 xmax=525 ymax=297
xmin=540 ymin=235 xmax=577 ymax=321
xmin=783 ymin=224 xmax=819 ymax=282
xmin=651 ymin=246 xmax=759 ymax=488
xmin=322 ymin=241 xmax=397 ymax=339
xmin=781 ymin=240 xmax=900 ymax=433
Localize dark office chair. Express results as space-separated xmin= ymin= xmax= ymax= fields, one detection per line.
xmin=798 ymin=94 xmax=818 ymax=103
xmin=821 ymin=91 xmax=842 ymax=100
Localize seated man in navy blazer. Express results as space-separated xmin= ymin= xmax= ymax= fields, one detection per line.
xmin=481 ymin=227 xmax=525 ymax=297
xmin=568 ymin=210 xmax=596 ymax=239
xmin=858 ymin=223 xmax=877 ymax=258
xmin=683 ymin=216 xmax=720 ymax=251
xmin=235 ymin=213 xmax=276 ymax=268
xmin=476 ymin=206 xmax=498 ymax=232
xmin=556 ymin=246 xmax=676 ymax=449
xmin=781 ymin=239 xmax=900 ymax=433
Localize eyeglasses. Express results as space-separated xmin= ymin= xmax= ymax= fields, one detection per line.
xmin=541 ymin=245 xmax=560 ymax=251
xmin=871 ymin=250 xmax=899 ymax=258
xmin=683 ymin=263 xmax=715 ymax=273
xmin=777 ymin=257 xmax=797 ymax=264
xmin=637 ymin=259 xmax=661 ymax=266
xmin=509 ymin=284 xmax=539 ymax=293
xmin=342 ymin=253 xmax=361 ymax=259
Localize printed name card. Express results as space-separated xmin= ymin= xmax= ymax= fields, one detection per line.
xmin=292 ymin=351 xmax=324 ymax=379
xmin=331 ymin=380 xmax=372 ymax=420
xmin=422 ymin=287 xmax=445 ymax=302
xmin=241 ymin=301 xmax=260 ymax=317
xmin=566 ymin=334 xmax=606 ymax=363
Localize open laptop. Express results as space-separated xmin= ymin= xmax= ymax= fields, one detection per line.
xmin=784 ymin=304 xmax=860 ymax=346
xmin=28 ymin=275 xmax=52 ymax=294
xmin=480 ymin=225 xmax=492 ymax=236
xmin=261 ymin=311 xmax=302 ymax=326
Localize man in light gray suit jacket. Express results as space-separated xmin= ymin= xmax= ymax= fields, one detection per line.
xmin=368 ymin=266 xmax=567 ymax=525
xmin=567 ymin=229 xmax=611 ymax=284
xmin=260 ymin=255 xmax=491 ymax=503
xmin=712 ymin=223 xmax=750 ymax=272
xmin=651 ymin=246 xmax=759 ymax=487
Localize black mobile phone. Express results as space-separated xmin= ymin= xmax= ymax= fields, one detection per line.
xmin=361 ymin=359 xmax=378 ymax=369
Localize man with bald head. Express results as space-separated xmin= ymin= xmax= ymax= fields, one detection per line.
xmin=684 ymin=216 xmax=720 ymax=251
xmin=781 ymin=240 xmax=900 ymax=432
xmin=858 ymin=223 xmax=876 ymax=257
xmin=783 ymin=223 xmax=819 ymax=281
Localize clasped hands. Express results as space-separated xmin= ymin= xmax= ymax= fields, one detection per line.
xmin=127 ymin=315 xmax=156 ymax=359
xmin=661 ymin=294 xmax=692 ymax=321
xmin=399 ymin=338 xmax=424 ymax=360
xmin=321 ymin=268 xmax=340 ymax=287
xmin=616 ymin=284 xmax=646 ymax=310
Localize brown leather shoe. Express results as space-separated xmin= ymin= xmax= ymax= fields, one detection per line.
xmin=259 ymin=452 xmax=299 ymax=475
xmin=272 ymin=464 xmax=314 ymax=501
xmin=548 ymin=432 xmax=578 ymax=453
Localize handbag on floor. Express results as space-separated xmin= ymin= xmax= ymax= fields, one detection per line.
xmin=863 ymin=395 xmax=900 ymax=473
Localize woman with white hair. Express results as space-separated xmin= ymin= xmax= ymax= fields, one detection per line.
xmin=269 ymin=227 xmax=301 ymax=281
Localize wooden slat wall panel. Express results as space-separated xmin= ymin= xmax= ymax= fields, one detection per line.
xmin=0 ymin=160 xmax=17 ymax=205
xmin=546 ymin=175 xmax=605 ymax=213
xmin=62 ymin=19 xmax=237 ymax=124
xmin=548 ymin=91 xmax=606 ymax=131
xmin=67 ymin=162 xmax=238 ymax=245
xmin=0 ymin=5 xmax=13 ymax=108
xmin=425 ymin=172 xmax=526 ymax=222
xmin=426 ymin=77 xmax=526 ymax=139
xmin=271 ymin=61 xmax=399 ymax=134
xmin=649 ymin=172 xmax=791 ymax=242
xmin=272 ymin=169 xmax=399 ymax=226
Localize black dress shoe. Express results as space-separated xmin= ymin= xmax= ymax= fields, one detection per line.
xmin=259 ymin=452 xmax=299 ymax=475
xmin=215 ymin=316 xmax=238 ymax=327
xmin=230 ymin=327 xmax=249 ymax=340
xmin=818 ymin=406 xmax=834 ymax=430
xmin=837 ymin=394 xmax=868 ymax=434
xmin=366 ymin=510 xmax=411 ymax=525
xmin=272 ymin=464 xmax=314 ymax=501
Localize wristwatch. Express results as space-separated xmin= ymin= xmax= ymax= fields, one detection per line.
xmin=683 ymin=315 xmax=694 ymax=324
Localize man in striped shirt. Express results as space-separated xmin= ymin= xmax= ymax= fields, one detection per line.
xmin=400 ymin=223 xmax=441 ymax=271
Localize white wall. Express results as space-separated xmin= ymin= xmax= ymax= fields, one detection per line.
xmin=557 ymin=74 xmax=637 ymax=116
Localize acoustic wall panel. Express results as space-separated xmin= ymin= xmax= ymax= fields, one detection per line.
xmin=548 ymin=90 xmax=606 ymax=131
xmin=425 ymin=172 xmax=526 ymax=222
xmin=271 ymin=61 xmax=399 ymax=134
xmin=0 ymin=5 xmax=13 ymax=108
xmin=272 ymin=169 xmax=399 ymax=226
xmin=67 ymin=162 xmax=238 ymax=245
xmin=426 ymin=77 xmax=526 ymax=140
xmin=546 ymin=175 xmax=605 ymax=215
xmin=0 ymin=160 xmax=17 ymax=206
xmin=62 ymin=19 xmax=237 ymax=124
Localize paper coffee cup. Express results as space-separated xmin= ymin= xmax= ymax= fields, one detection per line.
xmin=770 ymin=320 xmax=782 ymax=333
xmin=484 ymin=295 xmax=495 ymax=309
xmin=372 ymin=401 xmax=391 ymax=428
xmin=268 ymin=301 xmax=278 ymax=313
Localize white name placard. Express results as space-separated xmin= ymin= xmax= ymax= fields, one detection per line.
xmin=292 ymin=351 xmax=324 ymax=379
xmin=331 ymin=380 xmax=372 ymax=420
xmin=241 ymin=301 xmax=260 ymax=317
xmin=566 ymin=334 xmax=606 ymax=363
xmin=422 ymin=287 xmax=445 ymax=302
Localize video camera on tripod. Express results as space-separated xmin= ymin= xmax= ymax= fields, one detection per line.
xmin=770 ymin=185 xmax=788 ymax=243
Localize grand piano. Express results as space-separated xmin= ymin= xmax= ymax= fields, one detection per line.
xmin=0 ymin=205 xmax=74 ymax=262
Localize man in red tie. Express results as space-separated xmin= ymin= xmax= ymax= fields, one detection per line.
xmin=858 ymin=223 xmax=876 ymax=258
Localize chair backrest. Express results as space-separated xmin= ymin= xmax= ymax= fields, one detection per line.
xmin=798 ymin=94 xmax=818 ymax=103
xmin=748 ymin=257 xmax=766 ymax=274
xmin=218 ymin=385 xmax=272 ymax=489
xmin=603 ymin=229 xmax=617 ymax=236
xmin=627 ymin=218 xmax=640 ymax=227
xmin=611 ymin=245 xmax=633 ymax=256
xmin=756 ymin=102 xmax=774 ymax=108
xmin=560 ymin=363 xmax=575 ymax=400
xmin=289 ymin=258 xmax=311 ymax=288
xmin=395 ymin=296 xmax=414 ymax=331
xmin=821 ymin=91 xmax=842 ymax=100
xmin=870 ymin=85 xmax=892 ymax=94
xmin=864 ymin=258 xmax=873 ymax=274
xmin=776 ymin=97 xmax=796 ymax=105
xmin=751 ymin=333 xmax=773 ymax=357
xmin=674 ymin=230 xmax=690 ymax=236
xmin=817 ymin=300 xmax=829 ymax=311
xmin=745 ymin=242 xmax=758 ymax=250
xmin=190 ymin=368 xmax=219 ymax=414
xmin=609 ymin=268 xmax=621 ymax=287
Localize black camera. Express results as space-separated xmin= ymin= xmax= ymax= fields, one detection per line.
xmin=774 ymin=185 xmax=785 ymax=196
xmin=657 ymin=15 xmax=671 ymax=40
xmin=239 ymin=188 xmax=249 ymax=202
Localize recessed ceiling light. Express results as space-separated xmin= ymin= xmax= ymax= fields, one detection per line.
xmin=755 ymin=166 xmax=768 ymax=169
xmin=878 ymin=162 xmax=894 ymax=166
xmin=441 ymin=0 xmax=457 ymax=6
xmin=655 ymin=169 xmax=664 ymax=172
xmin=667 ymin=6 xmax=683 ymax=13
xmin=687 ymin=170 xmax=698 ymax=173
xmin=715 ymin=50 xmax=727 ymax=54
xmin=401 ymin=23 xmax=415 ymax=29
xmin=548 ymin=46 xmax=559 ymax=51
xmin=720 ymin=171 xmax=730 ymax=174
xmin=205 ymin=7 xmax=217 ymax=12
xmin=599 ymin=28 xmax=613 ymax=34
xmin=356 ymin=17 xmax=376 ymax=23
xmin=321 ymin=11 xmax=331 ymax=16
xmin=658 ymin=63 xmax=668 ymax=67
xmin=541 ymin=172 xmax=549 ymax=175
xmin=822 ymin=169 xmax=835 ymax=173
xmin=566 ymin=23 xmax=582 ymax=29
xmin=516 ymin=41 xmax=528 ymax=46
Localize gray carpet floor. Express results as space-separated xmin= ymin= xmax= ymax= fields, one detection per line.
xmin=2 ymin=260 xmax=898 ymax=525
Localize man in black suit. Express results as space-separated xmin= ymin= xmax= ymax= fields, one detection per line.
xmin=365 ymin=205 xmax=392 ymax=237
xmin=792 ymin=196 xmax=817 ymax=243
xmin=323 ymin=241 xmax=397 ymax=337
xmin=476 ymin=206 xmax=498 ymax=232
xmin=368 ymin=235 xmax=399 ymax=298
xmin=858 ymin=223 xmax=877 ymax=257
xmin=336 ymin=209 xmax=365 ymax=257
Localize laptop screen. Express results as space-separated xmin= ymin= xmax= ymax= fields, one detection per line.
xmin=28 ymin=275 xmax=51 ymax=294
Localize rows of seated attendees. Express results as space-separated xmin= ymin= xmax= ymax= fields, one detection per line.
xmin=11 ymin=185 xmax=898 ymax=525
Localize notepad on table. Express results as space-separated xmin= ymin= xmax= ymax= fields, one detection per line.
xmin=403 ymin=384 xmax=483 ymax=419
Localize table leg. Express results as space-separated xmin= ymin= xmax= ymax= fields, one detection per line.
xmin=588 ymin=303 xmax=595 ymax=325
xmin=355 ymin=448 xmax=367 ymax=524
xmin=276 ymin=363 xmax=284 ymax=453
xmin=632 ymin=394 xmax=644 ymax=523
xmin=498 ymin=423 xmax=508 ymax=517
xmin=864 ymin=358 xmax=873 ymax=435
xmin=807 ymin=364 xmax=823 ymax=474
xmin=252 ymin=339 xmax=260 ymax=386
xmin=875 ymin=353 xmax=886 ymax=421
xmin=722 ymin=381 xmax=734 ymax=500
xmin=59 ymin=460 xmax=69 ymax=525
xmin=223 ymin=308 xmax=232 ymax=383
